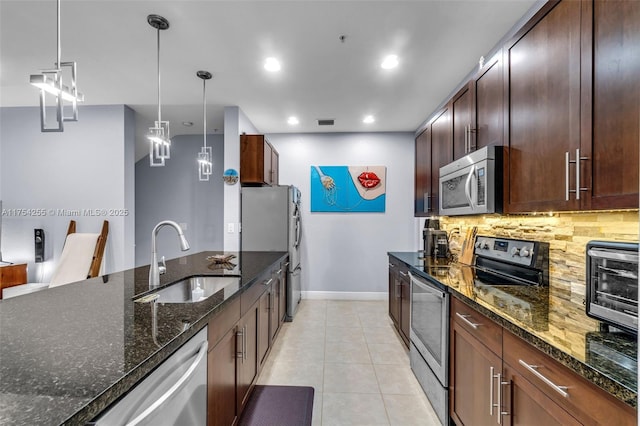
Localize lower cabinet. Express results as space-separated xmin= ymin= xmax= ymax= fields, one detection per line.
xmin=450 ymin=297 xmax=636 ymax=426
xmin=387 ymin=257 xmax=410 ymax=348
xmin=207 ymin=258 xmax=288 ymax=426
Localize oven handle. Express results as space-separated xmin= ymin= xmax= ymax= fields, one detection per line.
xmin=464 ymin=165 xmax=475 ymax=210
xmin=408 ymin=272 xmax=446 ymax=298
xmin=588 ymin=249 xmax=638 ymax=263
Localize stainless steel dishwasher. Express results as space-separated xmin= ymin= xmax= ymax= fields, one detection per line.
xmin=93 ymin=326 xmax=208 ymax=426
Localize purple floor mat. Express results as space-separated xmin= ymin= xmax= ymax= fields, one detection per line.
xmin=238 ymin=385 xmax=315 ymax=426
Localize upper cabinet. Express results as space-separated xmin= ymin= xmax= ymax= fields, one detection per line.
xmin=582 ymin=0 xmax=639 ymax=210
xmin=240 ymin=134 xmax=279 ymax=186
xmin=415 ymin=0 xmax=639 ymax=215
xmin=505 ymin=0 xmax=639 ymax=212
xmin=504 ymin=0 xmax=583 ymax=212
xmin=414 ymin=108 xmax=453 ymax=217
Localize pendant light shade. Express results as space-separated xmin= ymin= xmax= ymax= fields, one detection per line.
xmin=197 ymin=71 xmax=213 ymax=181
xmin=29 ymin=0 xmax=84 ymax=132
xmin=147 ymin=14 xmax=171 ymax=167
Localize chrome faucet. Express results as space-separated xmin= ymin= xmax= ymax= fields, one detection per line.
xmin=149 ymin=220 xmax=190 ymax=288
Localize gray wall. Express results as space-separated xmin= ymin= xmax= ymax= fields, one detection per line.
xmin=266 ymin=132 xmax=415 ymax=297
xmin=135 ymin=134 xmax=224 ymax=266
xmin=0 ymin=105 xmax=135 ymax=282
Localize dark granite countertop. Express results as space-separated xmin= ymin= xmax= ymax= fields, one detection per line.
xmin=388 ymin=251 xmax=637 ymax=408
xmin=0 ymin=251 xmax=287 ymax=426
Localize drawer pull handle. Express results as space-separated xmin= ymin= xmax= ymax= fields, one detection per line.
xmin=518 ymin=360 xmax=569 ymax=398
xmin=398 ymin=271 xmax=408 ymax=277
xmin=456 ymin=312 xmax=481 ymax=329
xmin=264 ymin=278 xmax=273 ymax=286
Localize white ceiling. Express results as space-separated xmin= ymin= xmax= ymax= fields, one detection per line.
xmin=0 ymin=0 xmax=538 ymax=161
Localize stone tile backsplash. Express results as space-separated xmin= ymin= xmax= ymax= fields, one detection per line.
xmin=440 ymin=211 xmax=639 ymax=296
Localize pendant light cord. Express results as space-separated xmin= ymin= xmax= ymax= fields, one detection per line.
xmin=56 ymin=0 xmax=61 ymax=70
xmin=157 ymin=28 xmax=162 ymax=124
xmin=203 ymin=78 xmax=207 ymax=148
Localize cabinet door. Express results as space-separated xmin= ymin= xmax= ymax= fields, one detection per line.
xmin=431 ymin=108 xmax=453 ymax=214
xmin=388 ymin=261 xmax=400 ymax=326
xmin=258 ymin=289 xmax=270 ymax=368
xmin=505 ymin=1 xmax=582 ymax=212
xmin=452 ymin=84 xmax=474 ymax=160
xmin=237 ymin=302 xmax=258 ymax=414
xmin=414 ymin=127 xmax=432 ymax=216
xmin=270 ymin=278 xmax=280 ymax=343
xmin=502 ymin=363 xmax=581 ymax=426
xmin=207 ymin=326 xmax=238 ymax=426
xmin=582 ymin=0 xmax=639 ymax=209
xmin=475 ymin=52 xmax=504 ymax=150
xmin=263 ymin=139 xmax=273 ymax=185
xmin=399 ymin=270 xmax=411 ymax=348
xmin=450 ymin=320 xmax=502 ymax=426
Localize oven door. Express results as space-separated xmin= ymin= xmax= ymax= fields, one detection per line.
xmin=409 ymin=272 xmax=449 ymax=386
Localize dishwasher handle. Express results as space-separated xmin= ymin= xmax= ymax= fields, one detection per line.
xmin=126 ymin=341 xmax=208 ymax=426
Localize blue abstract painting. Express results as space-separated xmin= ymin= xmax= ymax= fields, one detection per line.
xmin=310 ymin=165 xmax=386 ymax=212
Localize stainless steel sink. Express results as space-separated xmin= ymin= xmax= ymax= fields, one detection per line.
xmin=139 ymin=276 xmax=241 ymax=304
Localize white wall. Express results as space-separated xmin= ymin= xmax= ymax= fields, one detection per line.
xmin=223 ymin=106 xmax=259 ymax=251
xmin=0 ymin=105 xmax=135 ymax=282
xmin=266 ymin=132 xmax=416 ymax=297
xmin=135 ymin=134 xmax=225 ymax=266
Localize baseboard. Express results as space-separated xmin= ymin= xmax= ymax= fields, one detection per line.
xmin=302 ymin=291 xmax=387 ymax=301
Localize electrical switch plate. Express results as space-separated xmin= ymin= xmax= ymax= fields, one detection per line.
xmin=227 ymin=223 xmax=235 ymax=233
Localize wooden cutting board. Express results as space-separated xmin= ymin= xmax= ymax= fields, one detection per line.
xmin=459 ymin=226 xmax=477 ymax=265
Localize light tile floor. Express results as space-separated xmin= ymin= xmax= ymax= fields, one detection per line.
xmin=256 ymin=300 xmax=441 ymax=425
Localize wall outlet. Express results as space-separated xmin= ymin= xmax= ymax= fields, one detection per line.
xmin=227 ymin=223 xmax=235 ymax=233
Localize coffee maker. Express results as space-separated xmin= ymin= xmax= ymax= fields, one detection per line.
xmin=423 ymin=219 xmax=448 ymax=258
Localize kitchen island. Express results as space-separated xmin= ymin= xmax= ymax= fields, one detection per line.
xmin=0 ymin=251 xmax=287 ymax=426
xmin=388 ymin=252 xmax=637 ymax=412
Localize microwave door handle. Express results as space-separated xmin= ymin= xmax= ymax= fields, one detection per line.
xmin=465 ymin=165 xmax=475 ymax=209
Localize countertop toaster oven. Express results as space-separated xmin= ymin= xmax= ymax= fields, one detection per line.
xmin=586 ymin=241 xmax=638 ymax=334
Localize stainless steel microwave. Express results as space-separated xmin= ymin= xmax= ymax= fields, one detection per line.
xmin=439 ymin=146 xmax=503 ymax=216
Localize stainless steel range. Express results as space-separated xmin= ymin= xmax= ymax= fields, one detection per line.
xmin=409 ymin=235 xmax=549 ymax=425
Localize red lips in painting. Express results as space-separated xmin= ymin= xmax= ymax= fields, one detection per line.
xmin=357 ymin=171 xmax=381 ymax=189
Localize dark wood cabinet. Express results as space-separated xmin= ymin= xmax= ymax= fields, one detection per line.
xmin=451 ymin=83 xmax=474 ymax=160
xmin=207 ymin=326 xmax=238 ymax=426
xmin=258 ymin=289 xmax=270 ymax=368
xmin=278 ymin=262 xmax=287 ymax=325
xmin=450 ymin=298 xmax=503 ymax=426
xmin=430 ymin=108 xmax=453 ymax=215
xmin=240 ymin=134 xmax=279 ymax=186
xmin=581 ymin=0 xmax=639 ymax=210
xmin=414 ymin=127 xmax=432 ymax=216
xmin=237 ymin=301 xmax=258 ymax=416
xmin=474 ymin=51 xmax=504 ymax=150
xmin=387 ymin=257 xmax=410 ymax=348
xmin=414 ymin=108 xmax=452 ymax=217
xmin=450 ymin=297 xmax=636 ymax=426
xmin=502 ymin=362 xmax=581 ymax=426
xmin=505 ymin=0 xmax=582 ymax=213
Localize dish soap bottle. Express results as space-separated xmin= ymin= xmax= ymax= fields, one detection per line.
xmin=191 ymin=283 xmax=204 ymax=301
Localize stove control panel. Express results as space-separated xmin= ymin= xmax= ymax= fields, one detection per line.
xmin=474 ymin=236 xmax=542 ymax=267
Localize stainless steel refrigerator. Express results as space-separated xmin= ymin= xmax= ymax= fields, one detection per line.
xmin=241 ymin=185 xmax=302 ymax=320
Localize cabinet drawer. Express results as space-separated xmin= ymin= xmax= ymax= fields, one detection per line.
xmin=503 ymin=331 xmax=636 ymax=426
xmin=451 ymin=297 xmax=502 ymax=357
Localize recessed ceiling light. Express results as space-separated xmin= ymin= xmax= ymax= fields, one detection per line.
xmin=287 ymin=116 xmax=299 ymax=125
xmin=363 ymin=115 xmax=375 ymax=124
xmin=381 ymin=55 xmax=399 ymax=70
xmin=182 ymin=121 xmax=193 ymax=127
xmin=264 ymin=57 xmax=281 ymax=72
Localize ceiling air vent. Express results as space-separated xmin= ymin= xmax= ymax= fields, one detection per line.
xmin=317 ymin=119 xmax=335 ymax=126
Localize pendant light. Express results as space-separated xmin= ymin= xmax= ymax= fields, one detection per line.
xmin=147 ymin=14 xmax=171 ymax=167
xmin=29 ymin=0 xmax=84 ymax=132
xmin=197 ymin=71 xmax=213 ymax=181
